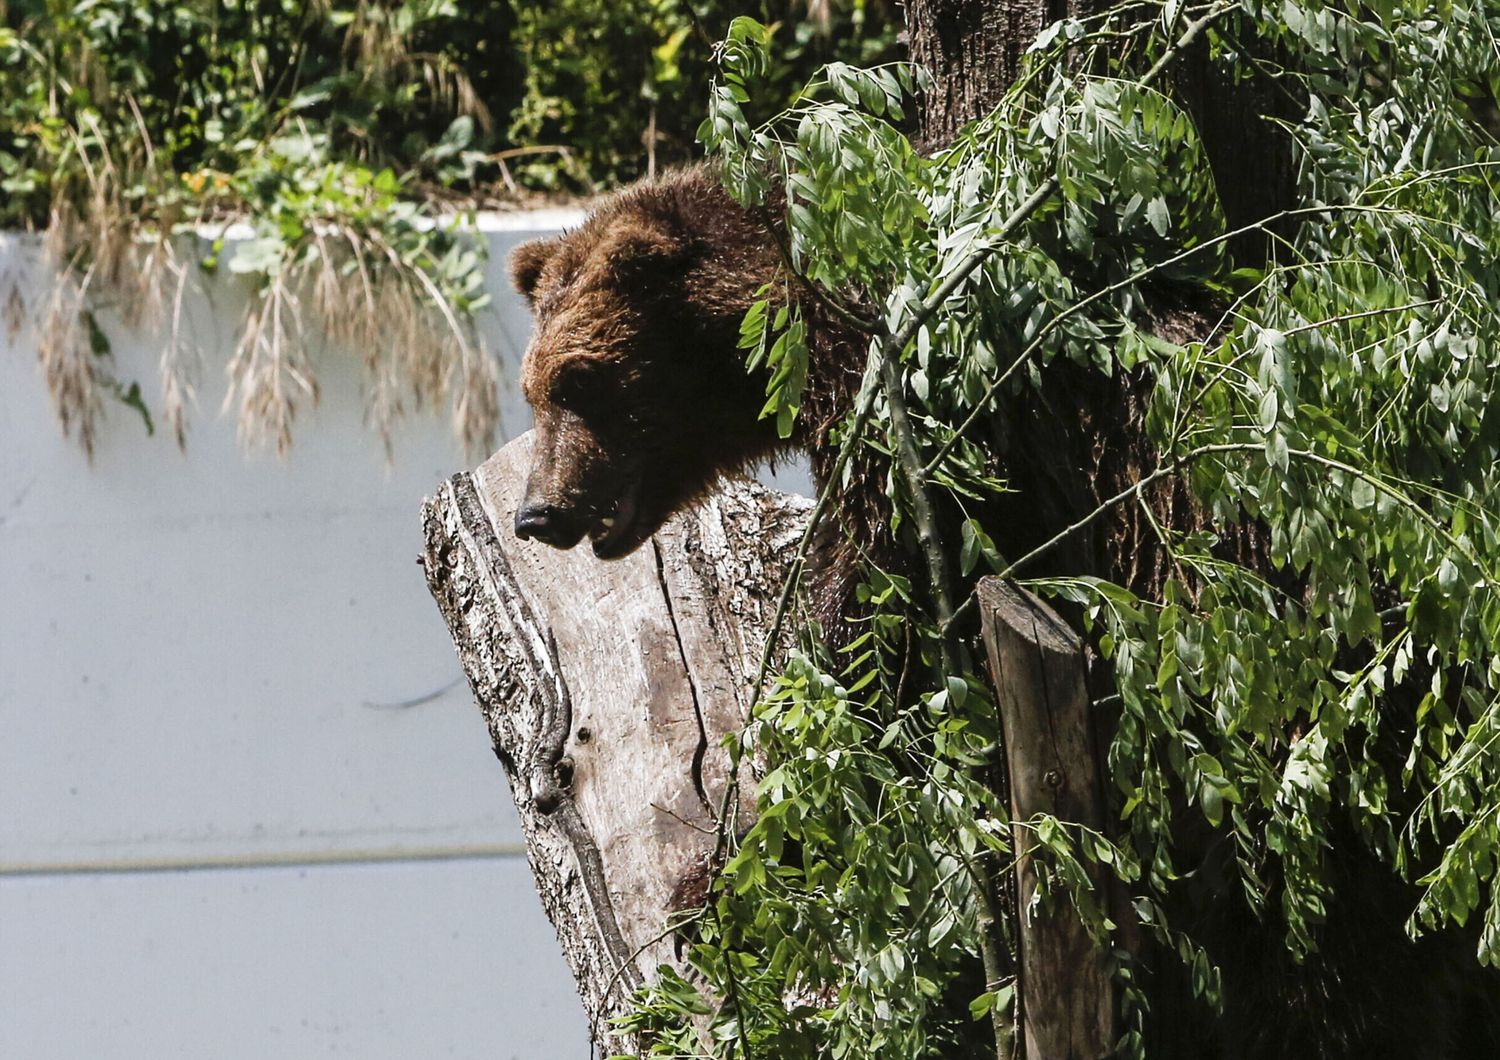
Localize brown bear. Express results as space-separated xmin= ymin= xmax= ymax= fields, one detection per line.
xmin=505 ymin=166 xmax=1500 ymax=1059
xmin=507 ymin=166 xmax=876 ymax=628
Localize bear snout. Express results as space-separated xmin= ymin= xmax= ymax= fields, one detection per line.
xmin=513 ymin=501 xmax=587 ymax=549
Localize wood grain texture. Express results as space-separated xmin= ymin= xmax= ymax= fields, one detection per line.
xmin=979 ymin=577 xmax=1115 ymax=1060
xmin=421 ymin=433 xmax=808 ymax=1052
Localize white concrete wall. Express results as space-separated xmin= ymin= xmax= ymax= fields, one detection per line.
xmin=0 ymin=216 xmax=601 ymax=1059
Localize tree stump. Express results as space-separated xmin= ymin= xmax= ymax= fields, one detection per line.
xmin=419 ymin=433 xmax=809 ymax=1052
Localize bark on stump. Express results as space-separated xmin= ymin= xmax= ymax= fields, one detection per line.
xmin=420 ymin=433 xmax=809 ymax=1053
xmin=979 ymin=578 xmax=1116 ymax=1060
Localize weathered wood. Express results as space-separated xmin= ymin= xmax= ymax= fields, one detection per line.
xmin=420 ymin=433 xmax=808 ymax=1053
xmin=978 ymin=578 xmax=1115 ymax=1060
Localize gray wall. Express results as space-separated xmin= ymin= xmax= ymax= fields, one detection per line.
xmin=0 ymin=215 xmax=596 ymax=1059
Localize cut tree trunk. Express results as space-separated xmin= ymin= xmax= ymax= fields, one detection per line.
xmin=419 ymin=433 xmax=809 ymax=1053
xmin=979 ymin=578 xmax=1116 ymax=1060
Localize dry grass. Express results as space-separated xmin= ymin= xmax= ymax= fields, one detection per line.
xmin=157 ymin=257 xmax=204 ymax=450
xmin=35 ymin=254 xmax=103 ymax=456
xmin=218 ymin=224 xmax=500 ymax=459
xmin=30 ymin=160 xmax=500 ymax=460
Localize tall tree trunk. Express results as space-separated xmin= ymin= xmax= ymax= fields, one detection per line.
xmin=905 ymin=0 xmax=1070 ymax=148
xmin=906 ymin=0 xmax=1295 ymax=263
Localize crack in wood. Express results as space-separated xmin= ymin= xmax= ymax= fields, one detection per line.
xmin=451 ymin=476 xmax=570 ymax=807
xmin=1028 ymin=608 xmax=1067 ymax=795
xmin=653 ymin=538 xmax=715 ymax=818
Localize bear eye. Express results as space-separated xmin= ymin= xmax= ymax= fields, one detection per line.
xmin=550 ymin=359 xmax=612 ymax=412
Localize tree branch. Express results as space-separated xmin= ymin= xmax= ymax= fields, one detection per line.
xmin=920 ymin=204 xmax=1355 ymax=480
xmin=945 ymin=441 xmax=1263 ymax=632
xmin=880 ymin=354 xmax=960 ymax=671
xmin=751 ymin=2 xmax=1239 ymax=701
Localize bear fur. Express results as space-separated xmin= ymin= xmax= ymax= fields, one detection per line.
xmin=507 ymin=166 xmax=1500 ymax=1059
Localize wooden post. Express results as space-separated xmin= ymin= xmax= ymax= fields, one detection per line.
xmin=420 ymin=434 xmax=808 ymax=1054
xmin=978 ymin=578 xmax=1115 ymax=1060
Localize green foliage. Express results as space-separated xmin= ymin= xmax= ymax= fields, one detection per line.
xmin=624 ymin=2 xmax=1500 ymax=1057
xmin=510 ymin=0 xmax=900 ymax=188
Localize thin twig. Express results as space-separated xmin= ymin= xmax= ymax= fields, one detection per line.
xmin=586 ymin=912 xmax=706 ymax=1047
xmin=946 ymin=441 xmax=1263 ymax=631
xmin=920 ymin=203 xmax=1361 ymax=478
xmin=753 ymin=203 xmax=881 ymax=333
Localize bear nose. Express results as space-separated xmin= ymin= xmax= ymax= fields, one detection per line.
xmin=514 ymin=502 xmax=581 ymax=548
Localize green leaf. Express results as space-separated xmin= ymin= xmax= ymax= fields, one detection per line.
xmin=1257 ymin=388 xmax=1279 ymax=433
xmin=1146 ymin=196 xmax=1170 ymax=236
xmin=83 ymin=312 xmax=110 ymax=358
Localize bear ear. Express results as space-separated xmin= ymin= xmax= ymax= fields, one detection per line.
xmin=605 ymin=217 xmax=690 ymax=278
xmin=510 ymin=238 xmax=556 ymax=301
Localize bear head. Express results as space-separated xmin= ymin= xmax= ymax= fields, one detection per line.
xmin=507 ymin=172 xmax=782 ymax=559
